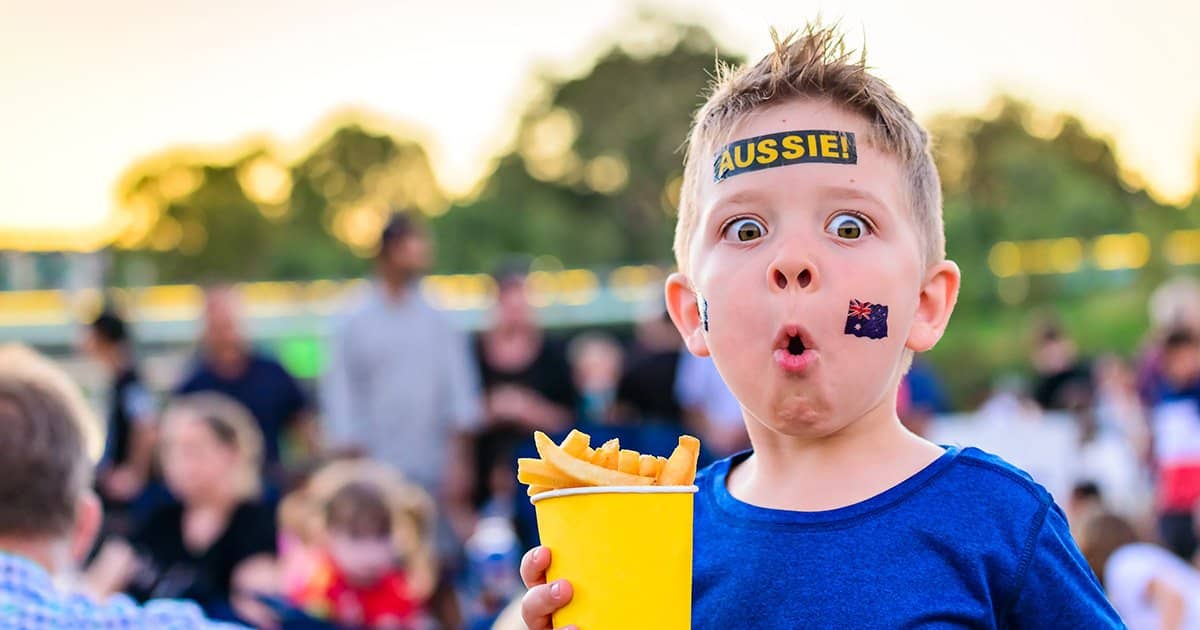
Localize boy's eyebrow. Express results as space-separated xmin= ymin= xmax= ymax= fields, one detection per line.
xmin=817 ymin=185 xmax=889 ymax=210
xmin=708 ymin=189 xmax=769 ymax=210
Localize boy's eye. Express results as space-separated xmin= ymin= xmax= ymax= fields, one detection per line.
xmin=827 ymin=213 xmax=869 ymax=240
xmin=723 ymin=218 xmax=766 ymax=242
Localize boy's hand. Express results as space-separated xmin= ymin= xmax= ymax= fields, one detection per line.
xmin=520 ymin=546 xmax=576 ymax=630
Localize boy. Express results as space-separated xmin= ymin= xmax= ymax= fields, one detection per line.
xmin=519 ymin=24 xmax=1123 ymax=628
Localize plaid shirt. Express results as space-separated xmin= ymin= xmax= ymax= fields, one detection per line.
xmin=0 ymin=551 xmax=242 ymax=629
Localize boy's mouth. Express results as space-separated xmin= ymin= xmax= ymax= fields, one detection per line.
xmin=773 ymin=325 xmax=818 ymax=374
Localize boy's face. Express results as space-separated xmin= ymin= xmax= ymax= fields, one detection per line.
xmin=666 ymin=99 xmax=959 ymax=442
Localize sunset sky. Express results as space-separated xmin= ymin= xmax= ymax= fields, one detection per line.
xmin=2 ymin=0 xmax=1197 ymax=241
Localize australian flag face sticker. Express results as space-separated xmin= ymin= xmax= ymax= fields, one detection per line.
xmin=845 ymin=299 xmax=888 ymax=339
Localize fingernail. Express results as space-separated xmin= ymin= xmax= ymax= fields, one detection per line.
xmin=532 ymin=547 xmax=542 ymax=563
xmin=550 ymin=580 xmax=561 ymax=599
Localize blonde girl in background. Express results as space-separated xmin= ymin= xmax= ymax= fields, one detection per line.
xmin=282 ymin=459 xmax=437 ymax=629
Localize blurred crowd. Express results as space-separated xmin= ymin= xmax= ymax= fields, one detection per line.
xmin=65 ymin=213 xmax=1200 ymax=628
xmin=71 ymin=213 xmax=753 ymax=629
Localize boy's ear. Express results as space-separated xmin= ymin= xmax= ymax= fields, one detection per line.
xmin=905 ymin=260 xmax=961 ymax=353
xmin=665 ymin=272 xmax=710 ymax=357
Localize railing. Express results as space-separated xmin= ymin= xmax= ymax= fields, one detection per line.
xmin=0 ymin=265 xmax=670 ymax=347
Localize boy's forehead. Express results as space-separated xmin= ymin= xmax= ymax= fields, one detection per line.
xmin=718 ymin=100 xmax=872 ymax=149
xmin=699 ymin=102 xmax=900 ymax=206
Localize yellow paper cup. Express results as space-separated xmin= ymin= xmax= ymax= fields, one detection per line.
xmin=532 ymin=485 xmax=697 ymax=629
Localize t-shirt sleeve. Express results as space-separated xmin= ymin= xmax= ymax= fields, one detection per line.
xmin=1003 ymin=503 xmax=1124 ymax=628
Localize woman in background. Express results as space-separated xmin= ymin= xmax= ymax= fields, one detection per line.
xmin=91 ymin=392 xmax=279 ymax=627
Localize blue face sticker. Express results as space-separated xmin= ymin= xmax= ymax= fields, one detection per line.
xmin=845 ymin=299 xmax=888 ymax=339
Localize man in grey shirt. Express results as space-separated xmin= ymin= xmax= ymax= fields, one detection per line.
xmin=321 ymin=212 xmax=482 ymax=535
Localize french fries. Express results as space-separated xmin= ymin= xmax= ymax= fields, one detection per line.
xmin=517 ymin=429 xmax=700 ymax=494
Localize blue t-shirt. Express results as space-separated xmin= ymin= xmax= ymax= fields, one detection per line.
xmin=176 ymin=352 xmax=308 ymax=466
xmin=693 ymin=446 xmax=1124 ymax=628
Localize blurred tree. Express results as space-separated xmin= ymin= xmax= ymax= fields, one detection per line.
xmin=111 ymin=123 xmax=446 ymax=284
xmin=433 ymin=14 xmax=742 ymax=273
xmin=927 ymin=97 xmax=1196 ymax=404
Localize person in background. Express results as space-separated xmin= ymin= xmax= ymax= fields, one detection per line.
xmin=512 ymin=317 xmax=691 ymax=551
xmin=1074 ymin=356 xmax=1154 ymax=522
xmin=1149 ymin=328 xmax=1200 ymax=561
xmin=897 ymin=357 xmax=950 ymax=437
xmin=90 ymin=392 xmax=279 ymax=627
xmin=1094 ymin=354 xmax=1151 ymax=461
xmin=1029 ymin=319 xmax=1094 ymax=412
xmin=177 ymin=285 xmax=318 ymax=488
xmin=473 ymin=264 xmax=578 ymax=517
xmin=675 ymin=351 xmax=748 ymax=457
xmin=81 ymin=309 xmax=158 ymax=538
xmin=613 ymin=303 xmax=686 ymax=427
xmin=566 ymin=332 xmax=624 ymax=427
xmin=287 ymin=461 xmax=437 ymax=630
xmin=321 ymin=211 xmax=481 ymax=627
xmin=1138 ymin=277 xmax=1200 ymax=407
xmin=1065 ymin=481 xmax=1107 ymax=546
xmin=322 ymin=213 xmax=482 ymax=506
xmin=0 ymin=344 xmax=237 ymax=627
xmin=1079 ymin=511 xmax=1200 ymax=629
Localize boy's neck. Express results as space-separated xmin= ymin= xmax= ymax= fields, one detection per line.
xmin=729 ymin=401 xmax=944 ymax=512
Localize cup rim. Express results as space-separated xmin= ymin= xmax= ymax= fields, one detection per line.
xmin=529 ymin=484 xmax=699 ymax=504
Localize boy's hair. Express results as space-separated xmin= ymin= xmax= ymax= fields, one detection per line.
xmin=675 ymin=23 xmax=944 ymax=273
xmin=0 ymin=344 xmax=103 ymax=536
xmin=326 ymin=480 xmax=393 ymax=538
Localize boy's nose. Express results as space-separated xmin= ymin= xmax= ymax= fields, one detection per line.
xmin=769 ymin=261 xmax=816 ymax=292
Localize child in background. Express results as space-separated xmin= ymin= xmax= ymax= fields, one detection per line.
xmin=285 ymin=461 xmax=437 ymax=629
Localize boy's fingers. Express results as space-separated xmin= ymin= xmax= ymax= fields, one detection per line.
xmin=520 ymin=546 xmax=551 ymax=587
xmin=521 ymin=579 xmax=574 ymax=630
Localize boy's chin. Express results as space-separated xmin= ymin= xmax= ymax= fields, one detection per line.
xmin=752 ymin=397 xmax=837 ymax=436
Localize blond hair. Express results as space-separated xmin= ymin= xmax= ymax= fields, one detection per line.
xmin=284 ymin=459 xmax=438 ymax=600
xmin=162 ymin=392 xmax=264 ymax=502
xmin=675 ymin=23 xmax=944 ymax=273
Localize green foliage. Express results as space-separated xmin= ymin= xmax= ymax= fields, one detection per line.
xmin=105 ymin=17 xmax=1200 ymax=405
xmin=112 ymin=123 xmax=444 ymax=284
xmin=435 ymin=17 xmax=742 ymax=273
xmin=927 ymin=97 xmax=1198 ymax=405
